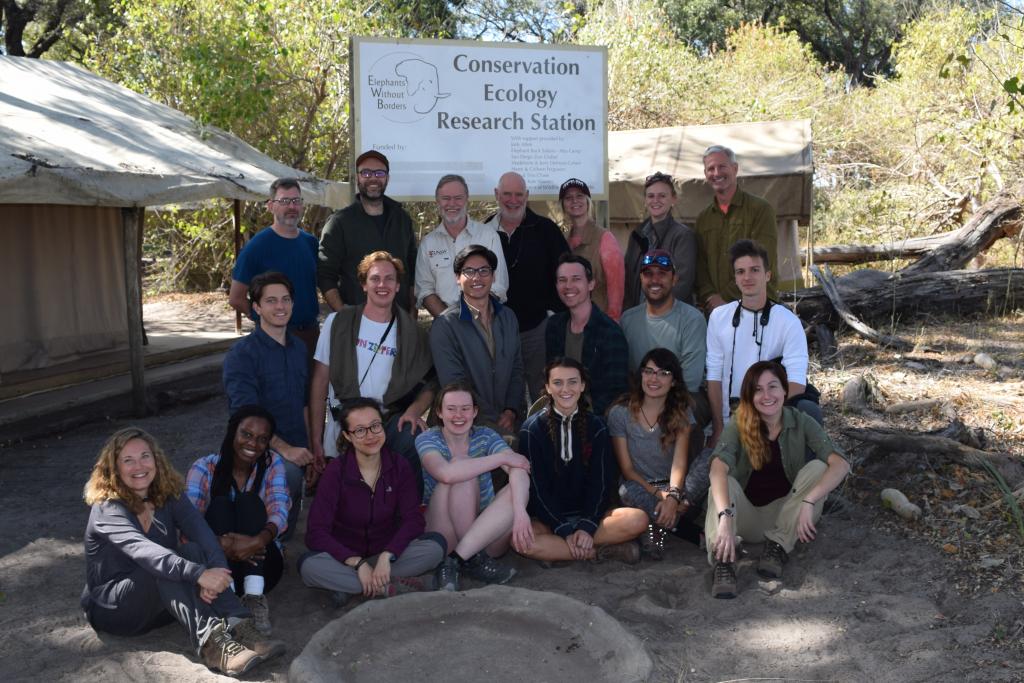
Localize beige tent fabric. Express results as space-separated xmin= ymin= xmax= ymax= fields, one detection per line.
xmin=0 ymin=56 xmax=349 ymax=208
xmin=1 ymin=205 xmax=127 ymax=374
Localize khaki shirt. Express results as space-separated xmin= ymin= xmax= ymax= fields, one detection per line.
xmin=695 ymin=188 xmax=778 ymax=304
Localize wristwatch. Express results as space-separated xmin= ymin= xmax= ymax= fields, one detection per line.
xmin=717 ymin=506 xmax=735 ymax=519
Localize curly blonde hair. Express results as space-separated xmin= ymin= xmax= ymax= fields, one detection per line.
xmin=83 ymin=427 xmax=184 ymax=512
xmin=735 ymin=361 xmax=788 ymax=471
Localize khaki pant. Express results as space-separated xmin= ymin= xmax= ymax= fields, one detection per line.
xmin=705 ymin=459 xmax=827 ymax=565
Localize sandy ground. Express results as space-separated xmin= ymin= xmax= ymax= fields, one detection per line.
xmin=2 ymin=304 xmax=1023 ymax=682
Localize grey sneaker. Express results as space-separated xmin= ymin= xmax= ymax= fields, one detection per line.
xmin=240 ymin=593 xmax=272 ymax=635
xmin=200 ymin=619 xmax=263 ymax=676
xmin=712 ymin=562 xmax=738 ymax=599
xmin=757 ymin=540 xmax=789 ymax=580
xmin=464 ymin=551 xmax=516 ymax=584
xmin=435 ymin=555 xmax=460 ymax=592
xmin=596 ymin=540 xmax=641 ymax=565
xmin=639 ymin=524 xmax=665 ymax=561
xmin=231 ymin=618 xmax=286 ymax=661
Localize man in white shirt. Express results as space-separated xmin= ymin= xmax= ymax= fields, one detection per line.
xmin=706 ymin=239 xmax=818 ymax=447
xmin=415 ymin=174 xmax=508 ymax=317
xmin=309 ymin=251 xmax=435 ymax=490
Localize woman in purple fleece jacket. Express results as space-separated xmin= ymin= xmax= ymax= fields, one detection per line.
xmin=299 ymin=398 xmax=446 ymax=604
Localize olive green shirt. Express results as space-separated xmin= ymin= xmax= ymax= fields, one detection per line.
xmin=695 ymin=188 xmax=778 ymax=304
xmin=712 ymin=407 xmax=846 ymax=489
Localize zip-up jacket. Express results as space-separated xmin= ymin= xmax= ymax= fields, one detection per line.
xmin=305 ymin=446 xmax=424 ymax=563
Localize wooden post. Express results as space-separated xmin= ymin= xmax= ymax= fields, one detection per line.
xmin=234 ymin=199 xmax=242 ymax=335
xmin=122 ymin=206 xmax=146 ymax=416
xmin=595 ymin=199 xmax=609 ymax=230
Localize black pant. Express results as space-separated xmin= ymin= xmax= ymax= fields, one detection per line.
xmin=205 ymin=493 xmax=284 ymax=594
xmin=85 ymin=542 xmax=248 ymax=654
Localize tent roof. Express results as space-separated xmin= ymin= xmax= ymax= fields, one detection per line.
xmin=607 ymin=120 xmax=812 ymax=223
xmin=0 ymin=56 xmax=349 ymax=208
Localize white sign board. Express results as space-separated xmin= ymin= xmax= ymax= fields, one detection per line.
xmin=352 ymin=37 xmax=607 ymax=200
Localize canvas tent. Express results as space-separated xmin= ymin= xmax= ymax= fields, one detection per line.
xmin=0 ymin=56 xmax=347 ymax=407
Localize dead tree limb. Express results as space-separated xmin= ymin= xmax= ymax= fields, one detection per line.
xmin=809 ymin=265 xmax=913 ymax=349
xmin=805 ymin=233 xmax=951 ymax=265
xmin=786 ymin=267 xmax=1024 ymax=326
xmin=843 ymin=425 xmax=1024 ymax=488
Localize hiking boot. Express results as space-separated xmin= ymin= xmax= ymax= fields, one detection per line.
xmin=240 ymin=593 xmax=272 ymax=635
xmin=231 ymin=618 xmax=286 ymax=661
xmin=639 ymin=524 xmax=665 ymax=561
xmin=711 ymin=562 xmax=737 ymax=599
xmin=330 ymin=591 xmax=351 ymax=608
xmin=200 ymin=619 xmax=263 ymax=676
xmin=463 ymin=551 xmax=516 ymax=584
xmin=596 ymin=540 xmax=641 ymax=565
xmin=435 ymin=555 xmax=460 ymax=592
xmin=757 ymin=540 xmax=789 ymax=580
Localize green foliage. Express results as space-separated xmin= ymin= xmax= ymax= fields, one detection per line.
xmin=144 ymin=202 xmax=246 ymax=292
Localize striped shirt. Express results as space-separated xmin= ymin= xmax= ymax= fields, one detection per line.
xmin=185 ymin=452 xmax=291 ymax=535
xmin=416 ymin=426 xmax=510 ymax=509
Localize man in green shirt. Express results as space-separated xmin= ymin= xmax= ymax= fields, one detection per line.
xmin=694 ymin=145 xmax=778 ymax=311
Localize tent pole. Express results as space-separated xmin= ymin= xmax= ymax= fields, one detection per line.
xmin=122 ymin=207 xmax=146 ymax=416
xmin=234 ymin=199 xmax=242 ymax=335
xmin=595 ymin=199 xmax=609 ymax=229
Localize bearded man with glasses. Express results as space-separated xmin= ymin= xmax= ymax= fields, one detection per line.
xmin=229 ymin=177 xmax=320 ymax=367
xmin=318 ymin=150 xmax=418 ymax=312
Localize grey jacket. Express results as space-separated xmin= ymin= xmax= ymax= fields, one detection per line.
xmin=429 ymin=295 xmax=525 ymax=425
xmin=624 ymin=215 xmax=697 ymax=308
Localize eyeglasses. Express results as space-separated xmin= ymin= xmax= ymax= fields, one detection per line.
xmin=641 ymin=367 xmax=673 ymax=378
xmin=459 ymin=266 xmax=493 ymax=279
xmin=358 ymin=169 xmax=388 ymax=179
xmin=271 ymin=197 xmax=304 ymax=206
xmin=641 ymin=254 xmax=673 ymax=269
xmin=346 ymin=421 xmax=384 ymax=439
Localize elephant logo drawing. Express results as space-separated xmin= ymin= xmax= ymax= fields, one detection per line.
xmin=394 ymin=58 xmax=450 ymax=114
xmin=365 ymin=51 xmax=451 ymax=124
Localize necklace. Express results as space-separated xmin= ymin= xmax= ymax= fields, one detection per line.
xmin=639 ymin=406 xmax=660 ymax=432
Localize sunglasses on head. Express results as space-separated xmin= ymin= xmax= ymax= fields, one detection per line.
xmin=641 ymin=254 xmax=673 ymax=269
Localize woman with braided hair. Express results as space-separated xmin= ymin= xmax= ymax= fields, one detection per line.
xmin=707 ymin=360 xmax=850 ymax=599
xmin=518 ymin=357 xmax=647 ymax=564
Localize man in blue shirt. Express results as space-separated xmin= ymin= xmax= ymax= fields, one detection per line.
xmin=228 ymin=177 xmax=320 ymax=366
xmin=223 ymin=272 xmax=312 ymax=540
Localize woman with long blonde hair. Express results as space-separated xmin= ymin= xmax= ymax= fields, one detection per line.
xmin=706 ymin=361 xmax=850 ymax=599
xmin=82 ymin=427 xmax=283 ymax=677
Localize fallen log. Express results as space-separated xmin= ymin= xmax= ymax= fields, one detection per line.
xmin=804 ymin=184 xmax=1021 ymax=267
xmin=810 ymin=265 xmax=913 ymax=349
xmin=785 ymin=267 xmax=1024 ymax=326
xmin=843 ymin=425 xmax=1024 ymax=488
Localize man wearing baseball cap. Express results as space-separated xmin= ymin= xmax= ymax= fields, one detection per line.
xmin=318 ymin=149 xmax=418 ymax=312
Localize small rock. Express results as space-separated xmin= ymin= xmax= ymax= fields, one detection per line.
xmin=758 ymin=579 xmax=783 ymax=595
xmin=979 ymin=556 xmax=1005 ymax=569
xmin=904 ymin=361 xmax=927 ymax=371
xmin=974 ymin=353 xmax=997 ymax=370
xmin=954 ymin=352 xmax=975 ymax=364
xmin=953 ymin=504 xmax=981 ymax=519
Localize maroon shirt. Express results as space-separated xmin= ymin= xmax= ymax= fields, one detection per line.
xmin=743 ymin=439 xmax=791 ymax=506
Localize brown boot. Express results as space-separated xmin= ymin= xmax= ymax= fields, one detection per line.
xmin=711 ymin=562 xmax=738 ymax=599
xmin=200 ymin=619 xmax=263 ymax=675
xmin=232 ymin=618 xmax=286 ymax=661
xmin=757 ymin=540 xmax=789 ymax=580
xmin=595 ymin=540 xmax=641 ymax=565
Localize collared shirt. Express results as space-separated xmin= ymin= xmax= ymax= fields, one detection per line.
xmin=544 ymin=304 xmax=629 ymax=416
xmin=694 ymin=188 xmax=778 ymax=304
xmin=185 ymin=452 xmax=291 ymax=535
xmin=222 ymin=325 xmax=310 ymax=448
xmin=414 ymin=218 xmax=509 ymax=308
xmin=712 ymin=407 xmax=847 ymax=489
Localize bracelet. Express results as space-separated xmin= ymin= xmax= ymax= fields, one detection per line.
xmin=666 ymin=490 xmax=682 ymax=503
xmin=354 ymin=558 xmax=368 ymax=570
xmin=803 ymin=499 xmax=816 ymax=506
xmin=717 ymin=506 xmax=735 ymax=519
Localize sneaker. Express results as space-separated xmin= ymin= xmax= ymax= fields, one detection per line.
xmin=463 ymin=551 xmax=516 ymax=584
xmin=757 ymin=540 xmax=789 ymax=580
xmin=639 ymin=524 xmax=665 ymax=561
xmin=435 ymin=555 xmax=460 ymax=592
xmin=200 ymin=619 xmax=263 ymax=675
xmin=240 ymin=593 xmax=272 ymax=635
xmin=595 ymin=540 xmax=641 ymax=565
xmin=231 ymin=618 xmax=286 ymax=661
xmin=330 ymin=591 xmax=351 ymax=608
xmin=711 ymin=562 xmax=737 ymax=599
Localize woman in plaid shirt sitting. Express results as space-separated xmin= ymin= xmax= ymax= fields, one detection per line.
xmin=186 ymin=405 xmax=290 ymax=637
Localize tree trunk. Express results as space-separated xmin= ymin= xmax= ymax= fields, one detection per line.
xmin=786 ymin=267 xmax=1024 ymax=326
